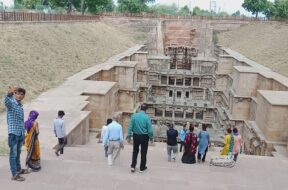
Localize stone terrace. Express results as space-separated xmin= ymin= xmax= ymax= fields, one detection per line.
xmin=0 ymin=139 xmax=288 ymax=189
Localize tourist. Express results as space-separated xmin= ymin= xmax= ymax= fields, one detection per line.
xmin=197 ymin=124 xmax=210 ymax=163
xmin=100 ymin=118 xmax=112 ymax=158
xmin=24 ymin=110 xmax=41 ymax=171
xmin=166 ymin=123 xmax=178 ymax=162
xmin=220 ymin=128 xmax=234 ymax=158
xmin=179 ymin=124 xmax=187 ymax=152
xmin=181 ymin=124 xmax=197 ymax=164
xmin=5 ymin=86 xmax=28 ymax=181
xmin=53 ymin=110 xmax=66 ymax=156
xmin=127 ymin=103 xmax=154 ymax=173
xmin=232 ymin=127 xmax=242 ymax=162
xmin=103 ymin=115 xmax=124 ymax=166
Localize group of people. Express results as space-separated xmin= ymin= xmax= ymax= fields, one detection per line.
xmin=166 ymin=123 xmax=210 ymax=164
xmin=4 ymin=86 xmax=67 ymax=182
xmin=220 ymin=127 xmax=242 ymax=162
xmin=5 ymin=86 xmax=242 ymax=182
xmin=100 ymin=104 xmax=153 ymax=173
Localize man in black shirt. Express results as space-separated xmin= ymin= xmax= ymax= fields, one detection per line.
xmin=166 ymin=124 xmax=179 ymax=162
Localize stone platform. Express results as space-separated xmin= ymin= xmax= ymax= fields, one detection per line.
xmin=0 ymin=135 xmax=288 ymax=190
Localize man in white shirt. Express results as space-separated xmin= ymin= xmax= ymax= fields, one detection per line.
xmin=100 ymin=118 xmax=112 ymax=157
xmin=53 ymin=110 xmax=66 ymax=156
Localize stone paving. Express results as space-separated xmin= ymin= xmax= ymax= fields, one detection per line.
xmin=1 ymin=135 xmax=288 ymax=190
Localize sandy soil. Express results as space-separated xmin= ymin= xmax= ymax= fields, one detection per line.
xmin=217 ymin=22 xmax=288 ymax=77
xmin=0 ymin=22 xmax=140 ymax=112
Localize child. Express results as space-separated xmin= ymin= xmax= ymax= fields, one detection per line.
xmin=53 ymin=110 xmax=66 ymax=156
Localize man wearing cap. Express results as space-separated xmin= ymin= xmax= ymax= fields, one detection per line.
xmin=127 ymin=104 xmax=154 ymax=173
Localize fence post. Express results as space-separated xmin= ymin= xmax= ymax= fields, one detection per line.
xmin=13 ymin=10 xmax=16 ymax=21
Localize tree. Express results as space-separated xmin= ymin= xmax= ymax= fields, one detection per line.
xmin=192 ymin=6 xmax=211 ymax=16
xmin=232 ymin=10 xmax=241 ymax=16
xmin=263 ymin=1 xmax=275 ymax=19
xmin=274 ymin=0 xmax=288 ymax=19
xmin=148 ymin=3 xmax=178 ymax=15
xmin=178 ymin=5 xmax=190 ymax=16
xmin=242 ymin=0 xmax=268 ymax=18
xmin=117 ymin=0 xmax=154 ymax=13
xmin=50 ymin=0 xmax=115 ymax=14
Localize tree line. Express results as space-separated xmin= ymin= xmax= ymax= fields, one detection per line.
xmin=243 ymin=0 xmax=288 ymax=19
xmin=10 ymin=0 xmax=288 ymax=19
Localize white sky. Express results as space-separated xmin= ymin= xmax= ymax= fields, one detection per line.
xmin=154 ymin=0 xmax=250 ymax=15
xmin=1 ymin=0 xmax=13 ymax=7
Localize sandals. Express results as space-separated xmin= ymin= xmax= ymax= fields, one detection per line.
xmin=11 ymin=174 xmax=25 ymax=182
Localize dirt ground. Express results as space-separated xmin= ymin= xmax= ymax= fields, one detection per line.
xmin=217 ymin=22 xmax=288 ymax=77
xmin=0 ymin=22 xmax=143 ymax=112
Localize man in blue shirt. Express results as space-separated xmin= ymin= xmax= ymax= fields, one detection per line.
xmin=103 ymin=117 xmax=124 ymax=166
xmin=4 ymin=86 xmax=27 ymax=181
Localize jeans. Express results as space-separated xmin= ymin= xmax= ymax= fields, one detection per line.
xmin=167 ymin=145 xmax=178 ymax=162
xmin=131 ymin=134 xmax=149 ymax=171
xmin=8 ymin=134 xmax=24 ymax=176
xmin=57 ymin=138 xmax=65 ymax=154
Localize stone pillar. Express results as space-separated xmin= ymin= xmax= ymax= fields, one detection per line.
xmin=203 ymin=89 xmax=206 ymax=100
xmin=162 ymin=108 xmax=165 ymax=117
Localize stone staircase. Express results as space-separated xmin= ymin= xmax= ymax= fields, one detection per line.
xmin=0 ymin=135 xmax=288 ymax=190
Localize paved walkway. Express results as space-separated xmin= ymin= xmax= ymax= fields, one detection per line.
xmin=1 ymin=135 xmax=288 ymax=190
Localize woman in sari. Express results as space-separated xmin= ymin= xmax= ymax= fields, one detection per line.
xmin=181 ymin=124 xmax=198 ymax=164
xmin=24 ymin=110 xmax=41 ymax=171
xmin=221 ymin=128 xmax=234 ymax=158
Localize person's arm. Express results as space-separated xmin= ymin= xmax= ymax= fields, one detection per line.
xmin=127 ymin=114 xmax=134 ymax=138
xmin=120 ymin=125 xmax=124 ymax=143
xmin=53 ymin=121 xmax=57 ymax=137
xmin=103 ymin=127 xmax=109 ymax=147
xmin=100 ymin=126 xmax=104 ymax=141
xmin=176 ymin=130 xmax=179 ymax=137
xmin=4 ymin=93 xmax=14 ymax=109
xmin=147 ymin=117 xmax=153 ymax=140
xmin=62 ymin=120 xmax=66 ymax=137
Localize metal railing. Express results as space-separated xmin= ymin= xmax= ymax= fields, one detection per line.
xmin=0 ymin=11 xmax=100 ymax=22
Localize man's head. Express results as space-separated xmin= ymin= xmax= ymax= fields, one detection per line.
xmin=140 ymin=103 xmax=148 ymax=112
xmin=189 ymin=124 xmax=194 ymax=132
xmin=168 ymin=123 xmax=174 ymax=129
xmin=202 ymin=124 xmax=207 ymax=131
xmin=233 ymin=127 xmax=238 ymax=134
xmin=227 ymin=128 xmax=232 ymax=134
xmin=106 ymin=118 xmax=112 ymax=125
xmin=58 ymin=110 xmax=65 ymax=118
xmin=15 ymin=88 xmax=26 ymax=102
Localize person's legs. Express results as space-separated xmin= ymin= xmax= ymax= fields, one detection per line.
xmin=104 ymin=146 xmax=108 ymax=157
xmin=140 ymin=135 xmax=149 ymax=171
xmin=107 ymin=142 xmax=114 ymax=166
xmin=8 ymin=134 xmax=18 ymax=177
xmin=167 ymin=145 xmax=172 ymax=162
xmin=131 ymin=134 xmax=141 ymax=169
xmin=202 ymin=146 xmax=208 ymax=162
xmin=172 ymin=145 xmax=178 ymax=161
xmin=233 ymin=153 xmax=239 ymax=162
xmin=112 ymin=141 xmax=121 ymax=162
xmin=197 ymin=150 xmax=201 ymax=162
xmin=16 ymin=135 xmax=24 ymax=172
xmin=57 ymin=138 xmax=64 ymax=154
xmin=180 ymin=141 xmax=184 ymax=152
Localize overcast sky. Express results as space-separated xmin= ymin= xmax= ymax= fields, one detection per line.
xmin=154 ymin=0 xmax=249 ymax=15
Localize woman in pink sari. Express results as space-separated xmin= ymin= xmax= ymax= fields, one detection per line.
xmin=233 ymin=127 xmax=242 ymax=162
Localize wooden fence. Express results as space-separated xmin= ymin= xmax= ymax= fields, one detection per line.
xmin=0 ymin=11 xmax=100 ymax=22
